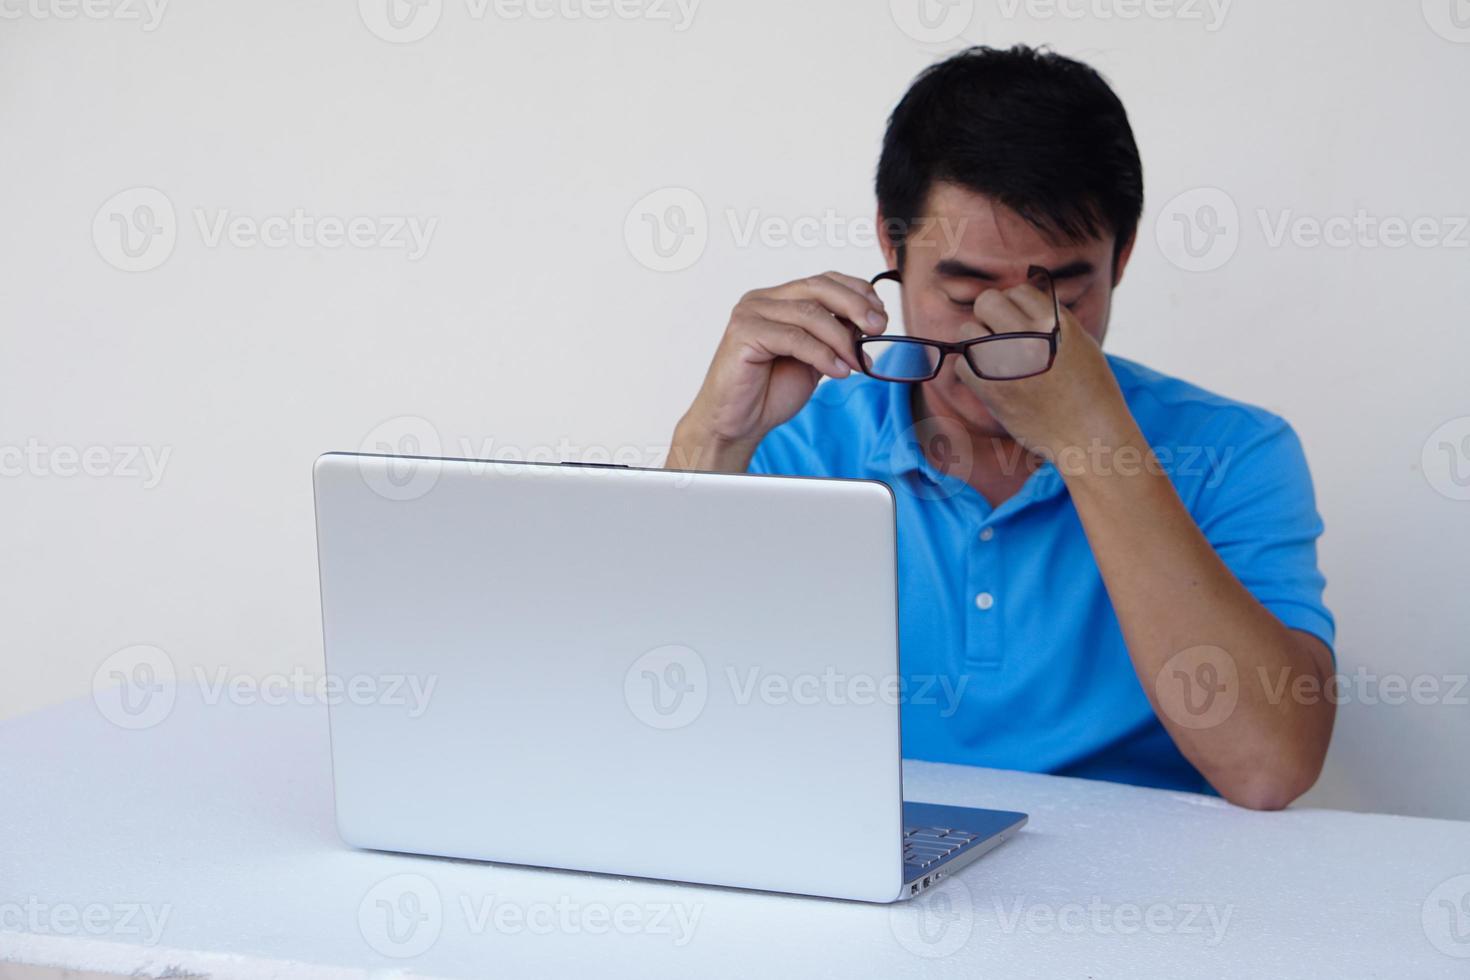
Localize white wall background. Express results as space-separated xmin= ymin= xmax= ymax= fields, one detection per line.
xmin=1 ymin=0 xmax=1466 ymax=818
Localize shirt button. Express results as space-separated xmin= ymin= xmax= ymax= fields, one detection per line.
xmin=975 ymin=592 xmax=995 ymax=611
xmin=979 ymin=527 xmax=995 ymax=542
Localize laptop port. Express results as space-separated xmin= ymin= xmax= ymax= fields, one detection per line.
xmin=910 ymin=883 xmax=919 ymax=895
xmin=922 ymin=876 xmax=931 ymax=887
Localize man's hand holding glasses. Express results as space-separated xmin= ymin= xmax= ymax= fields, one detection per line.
xmin=669 ymin=264 xmax=1132 ymax=474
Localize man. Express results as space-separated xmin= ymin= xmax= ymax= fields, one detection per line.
xmin=666 ymin=45 xmax=1334 ymax=809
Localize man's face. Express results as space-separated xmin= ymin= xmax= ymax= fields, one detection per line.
xmin=880 ymin=181 xmax=1133 ymax=439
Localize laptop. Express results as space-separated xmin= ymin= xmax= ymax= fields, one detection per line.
xmin=313 ymin=451 xmax=1026 ymax=903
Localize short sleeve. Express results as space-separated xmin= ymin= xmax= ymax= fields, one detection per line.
xmin=1192 ymin=419 xmax=1336 ymax=654
xmin=747 ymin=436 xmax=779 ymax=475
xmin=747 ymin=421 xmax=828 ymax=477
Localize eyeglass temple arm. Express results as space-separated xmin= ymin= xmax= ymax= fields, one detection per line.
xmin=1026 ymin=265 xmax=1063 ymax=335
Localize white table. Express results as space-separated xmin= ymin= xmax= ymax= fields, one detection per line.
xmin=3 ymin=684 xmax=1467 ymax=979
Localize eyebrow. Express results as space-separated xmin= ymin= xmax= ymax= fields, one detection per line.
xmin=934 ymin=259 xmax=1096 ymax=281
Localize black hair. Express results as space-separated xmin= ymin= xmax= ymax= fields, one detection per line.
xmin=876 ymin=45 xmax=1143 ymax=268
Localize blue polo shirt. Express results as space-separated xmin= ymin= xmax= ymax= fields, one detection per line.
xmin=749 ymin=353 xmax=1334 ymax=794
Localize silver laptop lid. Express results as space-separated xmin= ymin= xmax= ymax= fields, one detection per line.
xmin=313 ymin=453 xmax=906 ymax=902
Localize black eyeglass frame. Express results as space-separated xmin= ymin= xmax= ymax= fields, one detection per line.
xmin=850 ymin=265 xmax=1062 ymax=383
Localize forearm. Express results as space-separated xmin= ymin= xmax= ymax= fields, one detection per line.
xmin=1063 ymin=422 xmax=1335 ymax=809
xmin=666 ymin=413 xmax=759 ymax=474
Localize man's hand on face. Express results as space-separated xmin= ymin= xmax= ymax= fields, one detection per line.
xmin=953 ymin=278 xmax=1135 ymax=463
xmin=671 ymin=272 xmax=888 ymax=471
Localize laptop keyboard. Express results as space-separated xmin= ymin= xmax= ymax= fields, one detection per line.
xmin=903 ymin=825 xmax=979 ymax=870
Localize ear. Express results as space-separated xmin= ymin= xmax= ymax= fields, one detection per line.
xmin=1111 ymin=230 xmax=1137 ymax=287
xmin=876 ymin=208 xmax=900 ymax=271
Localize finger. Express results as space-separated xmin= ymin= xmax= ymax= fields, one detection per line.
xmin=1005 ymin=282 xmax=1052 ymax=320
xmin=972 ymin=288 xmax=1037 ymax=336
xmin=768 ymin=273 xmax=889 ymax=334
xmin=731 ymin=314 xmax=852 ymax=379
xmin=746 ymin=297 xmax=863 ymax=371
xmin=1009 ymin=281 xmax=1086 ymax=345
xmin=819 ymin=271 xmax=887 ymax=314
xmin=1005 ymin=282 xmax=1060 ymax=328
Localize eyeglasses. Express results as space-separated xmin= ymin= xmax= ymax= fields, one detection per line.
xmin=846 ymin=265 xmax=1061 ymax=383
